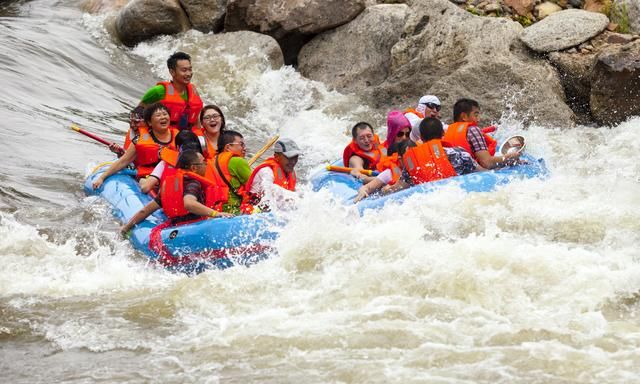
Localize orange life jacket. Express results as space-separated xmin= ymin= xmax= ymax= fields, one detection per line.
xmin=403 ymin=107 xmax=424 ymax=119
xmin=191 ymin=127 xmax=216 ymax=159
xmin=443 ymin=122 xmax=497 ymax=159
xmin=402 ymin=139 xmax=457 ymax=185
xmin=158 ymin=147 xmax=179 ymax=167
xmin=203 ymin=152 xmax=250 ymax=212
xmin=159 ymin=167 xmax=216 ymax=219
xmin=133 ymin=126 xmax=177 ymax=179
xmin=376 ymin=154 xmax=402 ymax=185
xmin=157 ymin=81 xmax=204 ymax=130
xmin=342 ymin=134 xmax=383 ymax=170
xmin=245 ymin=157 xmax=297 ymax=204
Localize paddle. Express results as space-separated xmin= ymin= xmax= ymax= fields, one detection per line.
xmin=71 ymin=124 xmax=124 ymax=156
xmin=247 ymin=135 xmax=280 ymax=166
xmin=326 ymin=165 xmax=380 ymax=177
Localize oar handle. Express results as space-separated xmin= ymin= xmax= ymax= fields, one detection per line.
xmin=326 ymin=165 xmax=378 ymax=176
xmin=248 ymin=135 xmax=280 ymax=166
xmin=71 ymin=124 xmax=124 ymax=155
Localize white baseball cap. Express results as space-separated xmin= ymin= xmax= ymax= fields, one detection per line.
xmin=418 ymin=95 xmax=441 ymax=106
xmin=274 ymin=138 xmax=301 ymax=158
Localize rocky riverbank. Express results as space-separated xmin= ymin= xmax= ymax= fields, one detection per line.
xmin=85 ymin=0 xmax=640 ymax=127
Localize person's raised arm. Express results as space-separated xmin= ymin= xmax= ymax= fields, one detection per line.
xmin=92 ymin=145 xmax=137 ymax=189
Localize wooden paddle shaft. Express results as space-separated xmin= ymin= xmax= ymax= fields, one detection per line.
xmin=248 ymin=135 xmax=280 ymax=166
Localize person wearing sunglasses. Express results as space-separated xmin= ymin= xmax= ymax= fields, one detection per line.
xmin=382 ymin=110 xmax=412 ymax=150
xmin=405 ymin=95 xmax=445 ymax=143
xmin=444 ymin=98 xmax=519 ymax=169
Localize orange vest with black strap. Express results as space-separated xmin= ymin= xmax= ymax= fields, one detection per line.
xmin=376 ymin=154 xmax=402 ymax=185
xmin=159 ymin=167 xmax=217 ymax=219
xmin=402 ymin=139 xmax=457 ymax=185
xmin=157 ymin=81 xmax=204 ymax=130
xmin=191 ymin=127 xmax=216 ymax=159
xmin=133 ymin=126 xmax=178 ymax=179
xmin=203 ymin=152 xmax=252 ymax=213
xmin=342 ymin=134 xmax=383 ymax=170
xmin=443 ymin=122 xmax=497 ymax=159
xmin=245 ymin=157 xmax=297 ymax=204
xmin=403 ymin=107 xmax=424 ymax=119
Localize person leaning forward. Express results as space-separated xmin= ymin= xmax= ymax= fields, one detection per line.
xmin=342 ymin=122 xmax=385 ymax=184
xmin=245 ymin=138 xmax=299 ymax=210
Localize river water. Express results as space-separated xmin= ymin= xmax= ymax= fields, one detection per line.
xmin=1 ymin=1 xmax=639 ymax=383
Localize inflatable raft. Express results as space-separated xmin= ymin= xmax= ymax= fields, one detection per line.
xmin=84 ymin=164 xmax=279 ymax=274
xmin=310 ymin=153 xmax=549 ymax=214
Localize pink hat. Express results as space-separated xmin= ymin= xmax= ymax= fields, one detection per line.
xmin=385 ymin=110 xmax=411 ymax=147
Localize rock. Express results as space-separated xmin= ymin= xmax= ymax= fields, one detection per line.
xmin=520 ymin=9 xmax=609 ymax=52
xmin=612 ymin=0 xmax=640 ymax=34
xmin=179 ymin=0 xmax=227 ymax=33
xmin=194 ymin=31 xmax=284 ymax=72
xmin=298 ymin=4 xmax=408 ymax=93
xmin=535 ymin=2 xmax=562 ymax=19
xmin=370 ymin=0 xmax=574 ymax=126
xmin=504 ymin=0 xmax=535 ymax=16
xmin=583 ymin=0 xmax=608 ymax=13
xmin=224 ymin=0 xmax=366 ymax=65
xmin=484 ymin=1 xmax=502 ymax=12
xmin=590 ymin=40 xmax=640 ymax=124
xmin=115 ymin=0 xmax=191 ymax=47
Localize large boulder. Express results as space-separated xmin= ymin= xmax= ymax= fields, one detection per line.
xmin=179 ymin=0 xmax=227 ymax=33
xmin=520 ymin=9 xmax=609 ymax=52
xmin=590 ymin=40 xmax=640 ymax=125
xmin=547 ymin=31 xmax=636 ymax=122
xmin=115 ymin=0 xmax=191 ymax=47
xmin=224 ymin=0 xmax=366 ymax=65
xmin=298 ymin=4 xmax=408 ymax=93
xmin=368 ymin=0 xmax=574 ymax=126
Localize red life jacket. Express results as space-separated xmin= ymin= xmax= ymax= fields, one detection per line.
xmin=443 ymin=122 xmax=497 ymax=159
xmin=159 ymin=168 xmax=216 ymax=219
xmin=245 ymin=157 xmax=297 ymax=204
xmin=157 ymin=81 xmax=204 ymax=130
xmin=402 ymin=139 xmax=457 ymax=184
xmin=203 ymin=152 xmax=251 ymax=212
xmin=133 ymin=126 xmax=177 ymax=179
xmin=342 ymin=134 xmax=383 ymax=170
xmin=376 ymin=154 xmax=402 ymax=185
xmin=191 ymin=127 xmax=216 ymax=159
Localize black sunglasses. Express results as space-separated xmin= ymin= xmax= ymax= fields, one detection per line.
xmin=396 ymin=131 xmax=411 ymax=138
xmin=423 ymin=102 xmax=441 ymax=111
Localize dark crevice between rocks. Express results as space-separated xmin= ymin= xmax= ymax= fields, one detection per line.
xmin=278 ymin=33 xmax=316 ymax=67
xmin=413 ymin=15 xmax=430 ymax=36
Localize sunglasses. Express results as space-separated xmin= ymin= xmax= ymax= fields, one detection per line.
xmin=423 ymin=102 xmax=441 ymax=111
xmin=396 ymin=131 xmax=410 ymax=138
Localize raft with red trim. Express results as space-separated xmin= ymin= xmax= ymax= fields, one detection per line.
xmin=311 ymin=152 xmax=549 ymax=215
xmin=84 ymin=164 xmax=279 ymax=274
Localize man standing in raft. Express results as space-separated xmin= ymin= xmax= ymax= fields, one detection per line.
xmin=343 ymin=122 xmax=385 ymax=184
xmin=246 ymin=138 xmax=300 ymax=210
xmin=118 ymin=52 xmax=204 ymax=152
xmin=443 ymin=98 xmax=519 ymax=169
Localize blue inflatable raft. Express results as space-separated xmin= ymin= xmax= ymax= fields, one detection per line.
xmin=84 ymin=164 xmax=279 ymax=274
xmin=310 ymin=153 xmax=549 ymax=214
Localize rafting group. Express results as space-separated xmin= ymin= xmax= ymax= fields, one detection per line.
xmin=88 ymin=51 xmax=523 ymax=236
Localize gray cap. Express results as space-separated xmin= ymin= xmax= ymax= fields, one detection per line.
xmin=274 ymin=138 xmax=301 ymax=158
